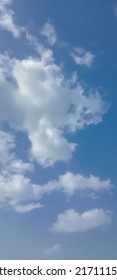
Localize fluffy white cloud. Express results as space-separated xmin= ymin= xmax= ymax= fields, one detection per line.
xmin=0 ymin=129 xmax=111 ymax=213
xmin=0 ymin=131 xmax=111 ymax=213
xmin=57 ymin=172 xmax=111 ymax=195
xmin=0 ymin=51 xmax=107 ymax=167
xmin=0 ymin=0 xmax=23 ymax=37
xmin=0 ymin=130 xmax=33 ymax=173
xmin=0 ymin=29 xmax=111 ymax=213
xmin=0 ymin=168 xmax=111 ymax=212
xmin=0 ymin=130 xmax=38 ymax=213
xmin=8 ymin=159 xmax=33 ymax=174
xmin=0 ymin=171 xmax=43 ymax=212
xmin=70 ymin=47 xmax=95 ymax=67
xmin=31 ymin=172 xmax=111 ymax=199
xmin=52 ymin=208 xmax=111 ymax=233
xmin=41 ymin=21 xmax=57 ymax=45
xmin=44 ymin=244 xmax=61 ymax=255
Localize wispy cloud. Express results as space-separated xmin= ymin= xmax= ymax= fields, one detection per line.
xmin=113 ymin=3 xmax=117 ymax=17
xmin=0 ymin=130 xmax=15 ymax=165
xmin=41 ymin=21 xmax=57 ymax=45
xmin=43 ymin=244 xmax=61 ymax=255
xmin=52 ymin=209 xmax=112 ymax=233
xmin=0 ymin=0 xmax=23 ymax=37
xmin=70 ymin=47 xmax=95 ymax=67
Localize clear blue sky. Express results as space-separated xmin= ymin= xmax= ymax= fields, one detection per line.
xmin=0 ymin=0 xmax=117 ymax=259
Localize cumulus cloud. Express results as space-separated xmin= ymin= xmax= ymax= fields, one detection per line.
xmin=0 ymin=51 xmax=107 ymax=167
xmin=52 ymin=209 xmax=112 ymax=233
xmin=0 ymin=10 xmax=112 ymax=217
xmin=43 ymin=244 xmax=61 ymax=255
xmin=0 ymin=132 xmax=111 ymax=213
xmin=0 ymin=130 xmax=39 ymax=213
xmin=0 ymin=168 xmax=111 ymax=212
xmin=70 ymin=47 xmax=95 ymax=67
xmin=0 ymin=131 xmax=111 ymax=213
xmin=41 ymin=21 xmax=57 ymax=45
xmin=34 ymin=172 xmax=111 ymax=198
xmin=0 ymin=130 xmax=33 ymax=173
xmin=0 ymin=0 xmax=23 ymax=37
xmin=56 ymin=172 xmax=111 ymax=195
xmin=0 ymin=170 xmax=43 ymax=212
xmin=8 ymin=159 xmax=33 ymax=174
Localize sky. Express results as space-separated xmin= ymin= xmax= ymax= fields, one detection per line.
xmin=0 ymin=0 xmax=117 ymax=260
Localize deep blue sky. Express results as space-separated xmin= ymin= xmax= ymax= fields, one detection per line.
xmin=0 ymin=0 xmax=117 ymax=259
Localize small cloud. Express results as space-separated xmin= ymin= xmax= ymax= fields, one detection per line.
xmin=44 ymin=244 xmax=61 ymax=255
xmin=12 ymin=203 xmax=43 ymax=213
xmin=41 ymin=21 xmax=57 ymax=45
xmin=70 ymin=47 xmax=95 ymax=67
xmin=52 ymin=208 xmax=112 ymax=233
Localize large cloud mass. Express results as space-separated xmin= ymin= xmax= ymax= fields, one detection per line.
xmin=0 ymin=52 xmax=107 ymax=167
xmin=0 ymin=0 xmax=112 ymax=227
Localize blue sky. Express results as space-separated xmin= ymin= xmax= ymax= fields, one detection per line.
xmin=0 ymin=0 xmax=117 ymax=260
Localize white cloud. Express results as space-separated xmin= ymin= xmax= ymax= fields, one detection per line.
xmin=0 ymin=166 xmax=112 ymax=212
xmin=0 ymin=130 xmax=33 ymax=173
xmin=0 ymin=0 xmax=23 ymax=37
xmin=44 ymin=244 xmax=61 ymax=255
xmin=70 ymin=47 xmax=95 ymax=67
xmin=0 ymin=130 xmax=38 ymax=213
xmin=0 ymin=132 xmax=111 ymax=213
xmin=52 ymin=208 xmax=111 ymax=233
xmin=0 ymin=130 xmax=111 ymax=213
xmin=57 ymin=172 xmax=111 ymax=195
xmin=0 ymin=34 xmax=111 ymax=213
xmin=0 ymin=171 xmax=43 ymax=212
xmin=12 ymin=202 xmax=42 ymax=213
xmin=0 ymin=4 xmax=113 ymax=223
xmin=26 ymin=32 xmax=45 ymax=56
xmin=0 ymin=52 xmax=107 ymax=167
xmin=8 ymin=159 xmax=33 ymax=174
xmin=33 ymin=172 xmax=111 ymax=199
xmin=41 ymin=21 xmax=57 ymax=45
xmin=0 ymin=168 xmax=111 ymax=212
